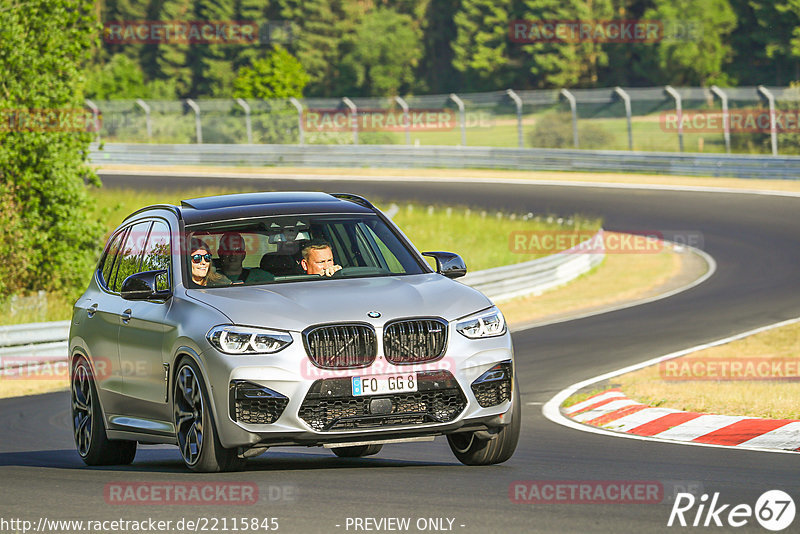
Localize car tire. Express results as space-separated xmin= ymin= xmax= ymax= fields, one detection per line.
xmin=71 ymin=356 xmax=137 ymax=466
xmin=447 ymin=378 xmax=521 ymax=466
xmin=330 ymin=444 xmax=383 ymax=458
xmin=173 ymin=358 xmax=245 ymax=473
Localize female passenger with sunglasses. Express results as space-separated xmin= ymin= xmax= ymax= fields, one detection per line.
xmin=188 ymin=237 xmax=228 ymax=287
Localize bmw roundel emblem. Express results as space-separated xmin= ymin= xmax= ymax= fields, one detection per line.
xmin=367 ymin=311 xmax=381 ymax=318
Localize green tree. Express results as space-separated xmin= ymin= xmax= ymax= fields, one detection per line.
xmin=232 ymin=0 xmax=272 ymax=72
xmin=509 ymin=0 xmax=612 ymax=89
xmin=339 ymin=8 xmax=422 ymax=95
xmin=598 ymin=0 xmax=657 ymax=86
xmin=452 ymin=0 xmax=512 ymax=90
xmin=279 ymin=0 xmax=366 ymax=96
xmin=233 ymin=46 xmax=310 ymax=99
xmin=193 ymin=0 xmax=236 ymax=96
xmin=418 ymin=0 xmax=460 ymax=93
xmin=85 ymin=54 xmax=146 ymax=100
xmin=784 ymin=0 xmax=800 ymax=73
xmin=0 ymin=0 xmax=104 ymax=298
xmin=728 ymin=0 xmax=800 ymax=86
xmin=154 ymin=0 xmax=194 ymax=96
xmin=85 ymin=53 xmax=179 ymax=99
xmin=638 ymin=0 xmax=737 ymax=86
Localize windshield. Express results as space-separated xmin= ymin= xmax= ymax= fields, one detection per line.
xmin=184 ymin=213 xmax=425 ymax=288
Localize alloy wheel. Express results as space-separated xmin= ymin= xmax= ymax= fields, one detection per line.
xmin=174 ymin=365 xmax=204 ymax=466
xmin=71 ymin=363 xmax=93 ymax=457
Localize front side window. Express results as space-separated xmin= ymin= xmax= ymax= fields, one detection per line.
xmin=184 ymin=214 xmax=424 ymax=288
xmin=141 ymin=220 xmax=172 ymax=291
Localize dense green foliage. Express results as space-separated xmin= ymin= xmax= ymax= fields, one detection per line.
xmin=233 ymin=46 xmax=309 ymax=99
xmin=89 ymin=0 xmax=800 ymax=98
xmin=0 ymin=0 xmax=104 ymax=299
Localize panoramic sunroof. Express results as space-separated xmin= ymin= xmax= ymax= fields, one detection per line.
xmin=181 ymin=191 xmax=334 ymax=210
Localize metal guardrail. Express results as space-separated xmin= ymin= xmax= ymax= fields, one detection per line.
xmin=90 ymin=143 xmax=800 ymax=179
xmin=0 ymin=321 xmax=70 ymax=370
xmin=0 ymin=231 xmax=604 ymax=368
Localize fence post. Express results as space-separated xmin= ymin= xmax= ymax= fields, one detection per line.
xmin=289 ymin=97 xmax=304 ymax=145
xmin=236 ymin=98 xmax=253 ymax=144
xmin=394 ymin=96 xmax=411 ymax=146
xmin=135 ymin=98 xmax=152 ymax=142
xmin=449 ymin=93 xmax=466 ymax=146
xmin=506 ymin=89 xmax=523 ymax=148
xmin=342 ymin=97 xmax=358 ymax=145
xmin=664 ymin=85 xmax=683 ymax=152
xmin=185 ymin=99 xmax=202 ymax=144
xmin=757 ymin=85 xmax=778 ymax=156
xmin=85 ymin=99 xmax=101 ymax=143
xmin=710 ymin=85 xmax=731 ymax=154
xmin=614 ymin=87 xmax=633 ymax=150
xmin=559 ymin=89 xmax=579 ymax=148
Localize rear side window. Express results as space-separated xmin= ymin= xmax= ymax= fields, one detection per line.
xmin=109 ymin=221 xmax=152 ymax=292
xmin=99 ymin=229 xmax=126 ymax=290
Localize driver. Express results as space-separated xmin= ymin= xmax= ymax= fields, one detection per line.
xmin=301 ymin=240 xmax=342 ymax=277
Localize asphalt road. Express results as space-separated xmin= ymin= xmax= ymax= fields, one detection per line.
xmin=1 ymin=174 xmax=799 ymax=533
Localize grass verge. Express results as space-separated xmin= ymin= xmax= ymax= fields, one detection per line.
xmin=612 ymin=320 xmax=800 ymax=420
xmin=498 ymin=233 xmax=688 ymax=326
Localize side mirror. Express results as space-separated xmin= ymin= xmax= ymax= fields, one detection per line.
xmin=422 ymin=251 xmax=467 ymax=279
xmin=120 ymin=270 xmax=171 ymax=301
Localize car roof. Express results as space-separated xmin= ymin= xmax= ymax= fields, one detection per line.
xmin=126 ymin=192 xmax=376 ymax=226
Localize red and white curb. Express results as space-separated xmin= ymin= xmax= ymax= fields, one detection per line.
xmin=543 ymin=316 xmax=800 ymax=454
xmin=564 ymin=388 xmax=800 ymax=451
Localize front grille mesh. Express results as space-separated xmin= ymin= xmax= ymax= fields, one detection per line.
xmin=235 ymin=398 xmax=289 ymax=424
xmin=383 ymin=319 xmax=447 ymax=364
xmin=471 ymin=362 xmax=513 ymax=407
xmin=298 ymin=371 xmax=467 ymax=431
xmin=229 ymin=381 xmax=289 ymax=425
xmin=472 ymin=380 xmax=512 ymax=408
xmin=304 ymin=324 xmax=377 ymax=369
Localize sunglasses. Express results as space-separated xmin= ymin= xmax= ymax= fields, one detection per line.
xmin=191 ymin=254 xmax=212 ymax=264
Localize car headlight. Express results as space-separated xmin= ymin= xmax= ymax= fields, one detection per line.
xmin=456 ymin=307 xmax=507 ymax=339
xmin=207 ymin=325 xmax=293 ymax=354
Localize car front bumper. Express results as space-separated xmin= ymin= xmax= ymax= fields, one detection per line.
xmin=199 ymin=330 xmax=516 ymax=450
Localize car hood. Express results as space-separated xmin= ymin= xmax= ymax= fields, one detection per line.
xmin=185 ymin=273 xmax=492 ymax=331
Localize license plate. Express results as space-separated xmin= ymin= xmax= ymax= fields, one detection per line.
xmin=352 ymin=373 xmax=418 ymax=396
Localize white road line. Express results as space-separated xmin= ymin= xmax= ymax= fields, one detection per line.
xmin=543 ymin=315 xmax=800 ymax=454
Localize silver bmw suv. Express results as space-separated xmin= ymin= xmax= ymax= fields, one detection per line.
xmin=69 ymin=192 xmax=519 ymax=472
